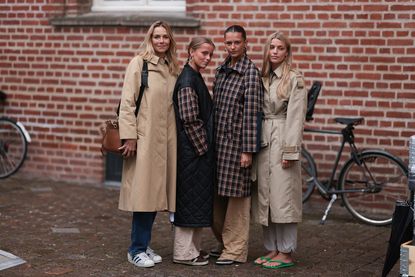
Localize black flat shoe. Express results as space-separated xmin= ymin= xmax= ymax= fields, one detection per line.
xmin=209 ymin=250 xmax=222 ymax=258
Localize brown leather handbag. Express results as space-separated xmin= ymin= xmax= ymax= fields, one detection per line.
xmin=101 ymin=120 xmax=122 ymax=154
xmin=101 ymin=61 xmax=148 ymax=155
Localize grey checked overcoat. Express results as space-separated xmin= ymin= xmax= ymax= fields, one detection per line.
xmin=213 ymin=54 xmax=264 ymax=197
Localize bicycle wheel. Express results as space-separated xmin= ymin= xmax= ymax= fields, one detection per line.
xmin=339 ymin=150 xmax=409 ymax=226
xmin=0 ymin=117 xmax=28 ymax=178
xmin=301 ymin=148 xmax=317 ymax=203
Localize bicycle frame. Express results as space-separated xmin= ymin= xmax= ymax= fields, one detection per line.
xmin=304 ymin=124 xmax=367 ymax=224
xmin=304 ymin=126 xmax=369 ymax=195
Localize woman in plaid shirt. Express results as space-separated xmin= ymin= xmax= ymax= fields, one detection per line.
xmin=211 ymin=25 xmax=264 ymax=265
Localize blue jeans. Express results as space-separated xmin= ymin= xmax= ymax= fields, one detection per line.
xmin=128 ymin=212 xmax=157 ymax=256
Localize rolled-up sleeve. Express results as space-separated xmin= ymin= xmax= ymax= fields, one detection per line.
xmin=177 ymin=87 xmax=208 ymax=156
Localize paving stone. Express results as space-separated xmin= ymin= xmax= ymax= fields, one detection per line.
xmin=30 ymin=187 xmax=53 ymax=193
xmin=51 ymin=228 xmax=80 ymax=234
xmin=0 ymin=175 xmax=401 ymax=277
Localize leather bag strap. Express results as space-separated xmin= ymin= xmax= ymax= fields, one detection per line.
xmin=116 ymin=60 xmax=149 ymax=117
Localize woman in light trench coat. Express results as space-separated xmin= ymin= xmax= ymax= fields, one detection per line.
xmin=251 ymin=31 xmax=307 ymax=270
xmin=118 ymin=21 xmax=179 ymax=268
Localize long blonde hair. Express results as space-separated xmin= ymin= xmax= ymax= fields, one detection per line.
xmin=261 ymin=31 xmax=292 ymax=99
xmin=138 ymin=21 xmax=179 ymax=75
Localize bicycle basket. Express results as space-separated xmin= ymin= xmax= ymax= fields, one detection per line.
xmin=306 ymin=81 xmax=322 ymax=121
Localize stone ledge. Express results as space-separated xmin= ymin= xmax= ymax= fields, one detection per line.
xmin=49 ymin=12 xmax=200 ymax=28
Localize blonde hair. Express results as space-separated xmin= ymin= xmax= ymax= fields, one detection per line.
xmin=138 ymin=21 xmax=179 ymax=75
xmin=187 ymin=37 xmax=215 ymax=62
xmin=261 ymin=31 xmax=292 ymax=99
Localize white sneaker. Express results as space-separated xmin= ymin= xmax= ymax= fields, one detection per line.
xmin=127 ymin=252 xmax=155 ymax=268
xmin=146 ymin=247 xmax=162 ymax=263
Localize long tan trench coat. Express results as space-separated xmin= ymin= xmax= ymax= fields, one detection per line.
xmin=118 ymin=55 xmax=177 ymax=212
xmin=252 ymin=66 xmax=307 ymax=225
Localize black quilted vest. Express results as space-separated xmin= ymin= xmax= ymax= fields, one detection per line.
xmin=172 ymin=64 xmax=215 ymax=227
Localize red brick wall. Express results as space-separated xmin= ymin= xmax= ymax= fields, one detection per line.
xmin=1 ymin=0 xmax=414 ymax=183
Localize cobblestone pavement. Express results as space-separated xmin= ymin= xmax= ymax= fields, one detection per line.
xmin=0 ymin=175 xmax=399 ymax=277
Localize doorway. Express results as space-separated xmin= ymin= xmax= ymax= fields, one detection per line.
xmin=105 ymin=152 xmax=123 ymax=186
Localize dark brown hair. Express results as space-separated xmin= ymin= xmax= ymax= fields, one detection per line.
xmin=224 ymin=25 xmax=247 ymax=41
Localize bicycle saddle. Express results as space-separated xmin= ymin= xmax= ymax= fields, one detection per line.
xmin=334 ymin=117 xmax=363 ymax=126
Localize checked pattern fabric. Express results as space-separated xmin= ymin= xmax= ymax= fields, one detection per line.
xmin=213 ymin=54 xmax=264 ymax=197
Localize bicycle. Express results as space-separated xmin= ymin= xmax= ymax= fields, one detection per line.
xmin=301 ymin=83 xmax=409 ymax=226
xmin=0 ymin=90 xmax=31 ymax=178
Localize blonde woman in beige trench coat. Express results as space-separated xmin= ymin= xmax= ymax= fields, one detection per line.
xmin=251 ymin=31 xmax=307 ymax=270
xmin=118 ymin=21 xmax=179 ymax=268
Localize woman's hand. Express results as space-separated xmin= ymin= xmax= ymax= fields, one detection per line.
xmin=282 ymin=159 xmax=294 ymax=169
xmin=119 ymin=139 xmax=137 ymax=158
xmin=240 ymin=152 xmax=253 ymax=168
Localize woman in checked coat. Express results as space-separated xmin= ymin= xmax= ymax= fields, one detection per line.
xmin=252 ymin=31 xmax=307 ymax=270
xmin=211 ymin=25 xmax=264 ymax=265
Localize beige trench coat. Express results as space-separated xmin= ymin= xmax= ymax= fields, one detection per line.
xmin=118 ymin=55 xmax=177 ymax=212
xmin=252 ymin=67 xmax=307 ymax=225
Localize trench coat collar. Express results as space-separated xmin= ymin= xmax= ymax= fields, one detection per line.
xmin=147 ymin=55 xmax=168 ymax=66
xmin=271 ymin=65 xmax=283 ymax=79
xmin=217 ymin=54 xmax=250 ymax=75
xmin=263 ymin=65 xmax=283 ymax=92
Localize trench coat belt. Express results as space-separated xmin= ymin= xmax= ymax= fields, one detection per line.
xmin=263 ymin=114 xmax=286 ymax=120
